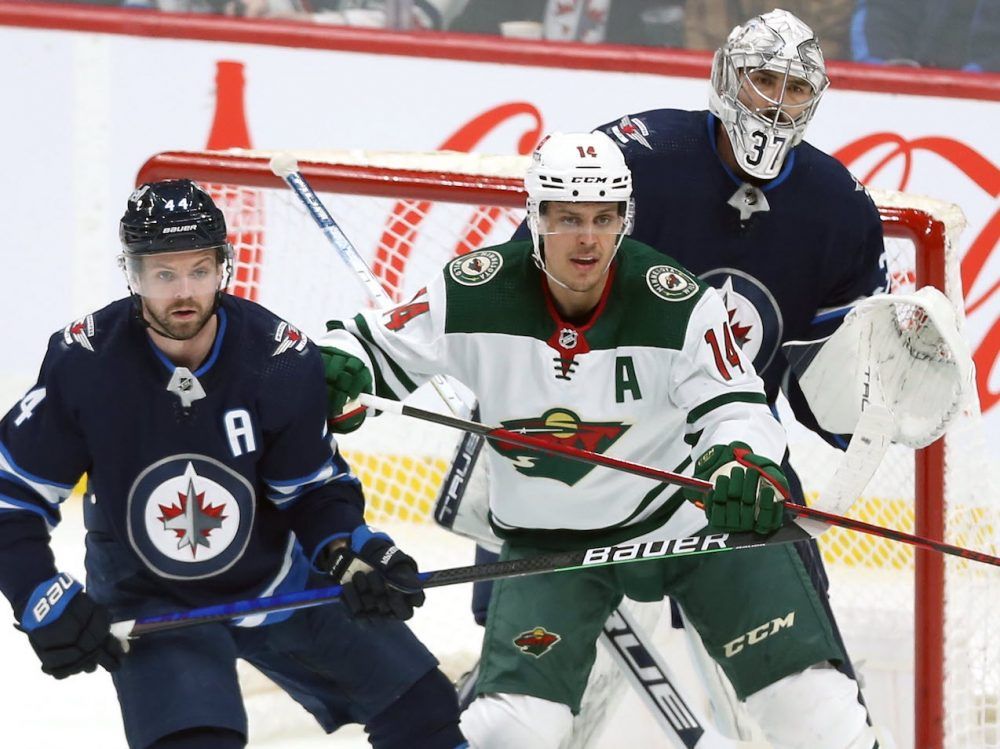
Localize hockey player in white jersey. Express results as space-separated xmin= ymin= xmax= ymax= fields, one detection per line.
xmin=319 ymin=132 xmax=880 ymax=749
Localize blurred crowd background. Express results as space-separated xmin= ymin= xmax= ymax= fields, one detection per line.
xmin=26 ymin=0 xmax=1000 ymax=73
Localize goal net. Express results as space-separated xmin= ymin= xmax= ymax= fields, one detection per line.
xmin=137 ymin=149 xmax=999 ymax=748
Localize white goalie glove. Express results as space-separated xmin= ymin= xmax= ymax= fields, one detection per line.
xmin=786 ymin=287 xmax=975 ymax=449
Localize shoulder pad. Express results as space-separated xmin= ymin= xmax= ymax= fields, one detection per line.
xmin=645 ymin=264 xmax=702 ymax=303
xmin=61 ymin=314 xmax=97 ymax=352
xmin=618 ymin=240 xmax=706 ymax=304
xmin=601 ymin=113 xmax=655 ymax=151
xmin=447 ymin=248 xmax=506 ymax=287
xmin=599 ymin=109 xmax=698 ymax=155
xmin=271 ymin=320 xmax=309 ymax=357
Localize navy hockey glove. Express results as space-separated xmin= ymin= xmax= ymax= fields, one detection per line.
xmin=685 ymin=442 xmax=789 ymax=535
xmin=17 ymin=573 xmax=124 ymax=680
xmin=319 ymin=346 xmax=373 ymax=433
xmin=321 ymin=526 xmax=426 ymax=620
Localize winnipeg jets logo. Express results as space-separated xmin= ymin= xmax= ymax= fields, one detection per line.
xmin=62 ymin=315 xmax=95 ymax=352
xmin=609 ymin=114 xmax=652 ymax=150
xmin=128 ymin=184 xmax=150 ymax=202
xmin=128 ymin=455 xmax=255 ymax=580
xmin=718 ymin=279 xmax=756 ymax=351
xmin=146 ymin=462 xmax=237 ymax=563
xmin=272 ymin=321 xmax=308 ymax=357
xmin=158 ymin=472 xmax=229 ymax=557
xmin=700 ymin=270 xmax=783 ymax=375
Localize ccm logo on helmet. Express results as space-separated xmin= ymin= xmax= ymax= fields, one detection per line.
xmin=162 ymin=224 xmax=198 ymax=234
xmin=571 ymin=177 xmax=609 ymax=183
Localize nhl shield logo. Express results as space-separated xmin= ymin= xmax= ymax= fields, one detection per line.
xmin=128 ymin=454 xmax=255 ymax=580
xmin=558 ymin=327 xmax=578 ymax=350
xmin=647 ymin=265 xmax=699 ymax=302
xmin=514 ymin=626 xmax=561 ymax=658
xmin=448 ymin=250 xmax=503 ymax=286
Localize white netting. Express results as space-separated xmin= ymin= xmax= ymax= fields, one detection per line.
xmin=142 ymin=149 xmax=1000 ymax=748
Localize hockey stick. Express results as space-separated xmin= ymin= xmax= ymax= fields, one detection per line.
xmin=269 ymin=153 xmax=467 ymax=416
xmin=597 ymin=605 xmax=740 ymax=749
xmin=363 ymin=393 xmax=1000 ymax=569
xmin=111 ymin=522 xmax=814 ymax=643
xmin=814 ymin=404 xmax=893 ymax=514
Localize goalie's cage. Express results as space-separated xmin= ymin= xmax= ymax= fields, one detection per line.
xmin=138 ymin=150 xmax=999 ymax=749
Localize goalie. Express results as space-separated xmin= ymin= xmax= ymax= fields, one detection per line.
xmin=319 ymin=131 xmax=882 ymax=749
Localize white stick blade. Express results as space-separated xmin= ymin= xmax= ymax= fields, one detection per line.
xmin=269 ymin=152 xmax=300 ymax=178
xmin=818 ymin=405 xmax=894 ymax=515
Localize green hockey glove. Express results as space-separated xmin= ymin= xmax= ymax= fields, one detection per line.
xmin=319 ymin=346 xmax=373 ymax=433
xmin=687 ymin=442 xmax=789 ymax=535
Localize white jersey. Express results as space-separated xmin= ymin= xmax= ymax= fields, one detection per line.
xmin=322 ymin=239 xmax=785 ymax=545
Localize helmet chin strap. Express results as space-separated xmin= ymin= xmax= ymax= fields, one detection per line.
xmin=130 ymin=291 xmax=223 ymax=342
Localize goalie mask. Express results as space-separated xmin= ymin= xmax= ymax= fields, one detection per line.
xmin=525 ymin=131 xmax=634 ymax=288
xmin=709 ymin=9 xmax=829 ymax=180
xmin=118 ymin=179 xmax=233 ymax=340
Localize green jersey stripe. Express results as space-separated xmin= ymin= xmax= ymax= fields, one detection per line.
xmin=355 ymin=314 xmax=420 ymax=395
xmin=687 ymin=392 xmax=768 ymax=424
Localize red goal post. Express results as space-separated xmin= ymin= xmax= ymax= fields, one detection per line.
xmin=137 ymin=149 xmax=998 ymax=749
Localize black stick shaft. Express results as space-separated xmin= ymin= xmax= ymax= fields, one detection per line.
xmin=122 ymin=524 xmax=814 ymax=638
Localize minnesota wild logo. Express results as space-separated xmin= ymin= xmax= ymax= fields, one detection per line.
xmin=448 ymin=249 xmax=503 ymax=286
xmin=513 ymin=626 xmax=561 ymax=658
xmin=647 ymin=264 xmax=699 ymax=302
xmin=495 ymin=408 xmax=629 ymax=485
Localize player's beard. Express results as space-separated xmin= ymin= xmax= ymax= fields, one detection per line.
xmin=143 ymin=297 xmax=216 ymax=341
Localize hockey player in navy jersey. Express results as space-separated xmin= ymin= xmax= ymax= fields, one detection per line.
xmin=0 ymin=180 xmax=466 ymax=749
xmin=593 ymin=7 xmax=888 ymax=417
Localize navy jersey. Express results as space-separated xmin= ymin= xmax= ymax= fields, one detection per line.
xmin=0 ymin=295 xmax=364 ymax=622
xmin=595 ymin=109 xmax=888 ymax=402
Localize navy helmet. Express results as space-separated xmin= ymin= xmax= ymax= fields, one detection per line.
xmin=120 ymin=179 xmax=228 ymax=256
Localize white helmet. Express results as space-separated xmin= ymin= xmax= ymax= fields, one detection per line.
xmin=709 ymin=9 xmax=829 ymax=180
xmin=525 ymin=131 xmax=635 ymax=281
